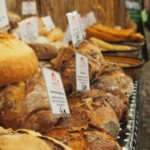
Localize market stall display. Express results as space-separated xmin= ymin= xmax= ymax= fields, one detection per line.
xmin=0 ymin=0 xmax=146 ymax=149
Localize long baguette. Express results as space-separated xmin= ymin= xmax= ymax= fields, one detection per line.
xmin=92 ymin=23 xmax=134 ymax=37
xmin=89 ymin=37 xmax=135 ymax=51
xmin=86 ymin=27 xmax=124 ymax=42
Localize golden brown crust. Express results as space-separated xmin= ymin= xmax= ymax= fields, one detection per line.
xmin=0 ymin=33 xmax=38 ymax=87
xmin=45 ymin=127 xmax=122 ymax=150
xmin=58 ymin=97 xmax=120 ymax=138
xmin=45 ymin=127 xmax=88 ymax=150
xmin=0 ymin=128 xmax=72 ymax=150
xmin=28 ymin=43 xmax=58 ymax=60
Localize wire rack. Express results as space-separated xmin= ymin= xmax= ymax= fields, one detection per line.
xmin=117 ymin=81 xmax=139 ymax=150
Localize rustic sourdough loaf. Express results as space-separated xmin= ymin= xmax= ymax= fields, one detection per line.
xmin=0 ymin=34 xmax=38 ymax=87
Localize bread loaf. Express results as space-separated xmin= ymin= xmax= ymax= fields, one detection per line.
xmin=70 ymin=89 xmax=127 ymax=121
xmin=0 ymin=72 xmax=59 ymax=133
xmin=53 ymin=41 xmax=106 ymax=94
xmin=57 ymin=97 xmax=120 ymax=138
xmin=0 ymin=34 xmax=38 ymax=87
xmin=0 ymin=127 xmax=72 ymax=150
xmin=45 ymin=127 xmax=122 ymax=150
xmin=45 ymin=127 xmax=88 ymax=150
xmin=92 ymin=69 xmax=134 ymax=98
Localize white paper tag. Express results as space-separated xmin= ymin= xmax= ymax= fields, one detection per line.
xmin=42 ymin=68 xmax=70 ymax=115
xmin=0 ymin=0 xmax=9 ymax=28
xmin=76 ymin=53 xmax=90 ymax=91
xmin=66 ymin=11 xmax=83 ymax=47
xmin=82 ymin=11 xmax=97 ymax=28
xmin=22 ymin=1 xmax=37 ymax=15
xmin=41 ymin=16 xmax=55 ymax=31
xmin=78 ymin=14 xmax=86 ymax=39
xmin=18 ymin=17 xmax=39 ymax=42
xmin=125 ymin=1 xmax=140 ymax=10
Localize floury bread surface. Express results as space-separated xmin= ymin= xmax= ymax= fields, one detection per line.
xmin=0 ymin=34 xmax=38 ymax=87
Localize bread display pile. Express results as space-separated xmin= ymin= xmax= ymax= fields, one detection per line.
xmin=86 ymin=23 xmax=144 ymax=42
xmin=0 ymin=31 xmax=136 ymax=149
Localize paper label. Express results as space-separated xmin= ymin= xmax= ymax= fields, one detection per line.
xmin=22 ymin=1 xmax=37 ymax=15
xmin=125 ymin=1 xmax=140 ymax=10
xmin=41 ymin=16 xmax=55 ymax=31
xmin=78 ymin=14 xmax=86 ymax=39
xmin=66 ymin=11 xmax=83 ymax=46
xmin=18 ymin=17 xmax=39 ymax=42
xmin=42 ymin=68 xmax=70 ymax=115
xmin=82 ymin=11 xmax=97 ymax=28
xmin=0 ymin=0 xmax=9 ymax=28
xmin=76 ymin=53 xmax=90 ymax=91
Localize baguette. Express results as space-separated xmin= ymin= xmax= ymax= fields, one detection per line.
xmin=86 ymin=27 xmax=124 ymax=41
xmin=92 ymin=23 xmax=134 ymax=37
xmin=89 ymin=37 xmax=135 ymax=51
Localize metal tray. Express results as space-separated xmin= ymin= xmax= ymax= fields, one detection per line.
xmin=117 ymin=81 xmax=139 ymax=150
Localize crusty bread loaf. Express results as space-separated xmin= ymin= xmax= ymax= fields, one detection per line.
xmin=0 ymin=72 xmax=59 ymax=133
xmin=0 ymin=34 xmax=38 ymax=87
xmin=45 ymin=127 xmax=88 ymax=150
xmin=57 ymin=97 xmax=120 ymax=138
xmin=0 ymin=127 xmax=72 ymax=150
xmin=92 ymin=69 xmax=134 ymax=98
xmin=53 ymin=41 xmax=106 ymax=94
xmin=70 ymin=89 xmax=128 ymax=121
xmin=45 ymin=127 xmax=122 ymax=150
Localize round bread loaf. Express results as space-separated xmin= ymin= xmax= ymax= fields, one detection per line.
xmin=0 ymin=33 xmax=38 ymax=87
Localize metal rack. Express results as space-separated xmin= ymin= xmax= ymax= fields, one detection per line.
xmin=117 ymin=81 xmax=139 ymax=150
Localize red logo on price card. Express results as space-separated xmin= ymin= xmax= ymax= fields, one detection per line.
xmin=26 ymin=22 xmax=33 ymax=32
xmin=51 ymin=72 xmax=60 ymax=90
xmin=80 ymin=57 xmax=86 ymax=72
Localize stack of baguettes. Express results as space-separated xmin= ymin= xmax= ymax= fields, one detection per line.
xmin=86 ymin=23 xmax=144 ymax=42
xmin=0 ymin=34 xmax=135 ymax=150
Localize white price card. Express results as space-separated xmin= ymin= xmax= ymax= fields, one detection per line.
xmin=125 ymin=1 xmax=140 ymax=10
xmin=82 ymin=11 xmax=97 ymax=28
xmin=18 ymin=17 xmax=39 ymax=42
xmin=41 ymin=16 xmax=55 ymax=31
xmin=22 ymin=1 xmax=37 ymax=15
xmin=78 ymin=14 xmax=86 ymax=39
xmin=0 ymin=0 xmax=9 ymax=28
xmin=76 ymin=53 xmax=90 ymax=91
xmin=42 ymin=68 xmax=70 ymax=115
xmin=66 ymin=11 xmax=83 ymax=47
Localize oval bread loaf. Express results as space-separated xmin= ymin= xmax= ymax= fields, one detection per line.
xmin=0 ymin=34 xmax=38 ymax=87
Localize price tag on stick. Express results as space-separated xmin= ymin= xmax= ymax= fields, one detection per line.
xmin=42 ymin=68 xmax=70 ymax=116
xmin=82 ymin=11 xmax=97 ymax=28
xmin=76 ymin=53 xmax=90 ymax=91
xmin=66 ymin=11 xmax=83 ymax=47
xmin=0 ymin=0 xmax=9 ymax=29
xmin=41 ymin=16 xmax=55 ymax=31
xmin=22 ymin=1 xmax=37 ymax=15
xmin=18 ymin=17 xmax=39 ymax=42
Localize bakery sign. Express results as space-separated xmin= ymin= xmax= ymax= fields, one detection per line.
xmin=18 ymin=17 xmax=39 ymax=42
xmin=76 ymin=53 xmax=90 ymax=91
xmin=0 ymin=0 xmax=9 ymax=29
xmin=42 ymin=68 xmax=70 ymax=116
